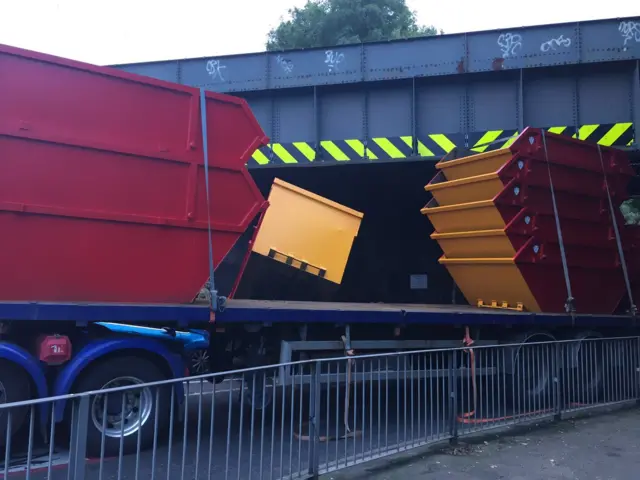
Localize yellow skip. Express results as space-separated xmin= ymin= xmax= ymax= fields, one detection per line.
xmin=252 ymin=178 xmax=364 ymax=284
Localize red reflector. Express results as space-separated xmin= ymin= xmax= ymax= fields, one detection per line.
xmin=37 ymin=335 xmax=72 ymax=365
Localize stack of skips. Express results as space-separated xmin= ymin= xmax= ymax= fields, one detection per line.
xmin=421 ymin=127 xmax=638 ymax=314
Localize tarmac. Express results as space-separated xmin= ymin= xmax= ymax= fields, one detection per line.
xmin=324 ymin=406 xmax=640 ymax=480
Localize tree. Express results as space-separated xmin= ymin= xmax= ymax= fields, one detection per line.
xmin=266 ymin=0 xmax=440 ymax=51
xmin=621 ymin=199 xmax=640 ymax=225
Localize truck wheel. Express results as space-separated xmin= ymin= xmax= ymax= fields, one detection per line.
xmin=74 ymin=357 xmax=172 ymax=458
xmin=0 ymin=361 xmax=31 ymax=449
xmin=189 ymin=349 xmax=210 ymax=375
xmin=506 ymin=344 xmax=555 ymax=409
xmin=240 ymin=372 xmax=274 ymax=411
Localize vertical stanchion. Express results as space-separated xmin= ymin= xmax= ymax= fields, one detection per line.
xmin=308 ymin=361 xmax=321 ymax=478
xmin=553 ymin=341 xmax=563 ymax=422
xmin=68 ymin=396 xmax=89 ymax=480
xmin=636 ymin=337 xmax=640 ymax=405
xmin=448 ymin=350 xmax=459 ymax=445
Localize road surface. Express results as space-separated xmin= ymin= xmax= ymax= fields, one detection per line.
xmin=326 ymin=406 xmax=640 ymax=480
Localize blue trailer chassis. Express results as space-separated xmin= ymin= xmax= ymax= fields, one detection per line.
xmin=0 ymin=304 xmax=210 ymax=436
xmin=0 ymin=298 xmax=635 ymax=446
xmin=1 ymin=299 xmax=636 ymax=329
xmin=214 ymin=299 xmax=637 ymax=328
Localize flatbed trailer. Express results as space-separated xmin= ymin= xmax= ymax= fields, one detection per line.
xmin=217 ymin=299 xmax=631 ymax=327
xmin=3 ymin=297 xmax=633 ymax=407
xmin=0 ymin=301 xmax=211 ymax=325
xmin=6 ymin=298 xmax=629 ymax=326
xmin=0 ymin=41 xmax=271 ymax=459
xmin=195 ymin=299 xmax=636 ymax=399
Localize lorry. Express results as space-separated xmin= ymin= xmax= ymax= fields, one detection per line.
xmin=0 ymin=42 xmax=274 ymax=458
xmin=1 ymin=42 xmax=639 ymax=458
xmin=0 ymin=42 xmax=366 ymax=459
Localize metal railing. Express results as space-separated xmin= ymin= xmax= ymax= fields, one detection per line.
xmin=1 ymin=336 xmax=638 ymax=479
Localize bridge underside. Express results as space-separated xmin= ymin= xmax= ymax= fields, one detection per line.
xmin=239 ymin=61 xmax=639 ymax=168
xmin=113 ymin=16 xmax=640 ymax=170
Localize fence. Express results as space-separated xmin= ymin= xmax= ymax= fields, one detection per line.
xmin=1 ymin=336 xmax=639 ymax=479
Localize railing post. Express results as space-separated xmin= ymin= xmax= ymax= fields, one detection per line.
xmin=67 ymin=395 xmax=89 ymax=480
xmin=553 ymin=341 xmax=564 ymax=421
xmin=307 ymin=360 xmax=321 ymax=478
xmin=636 ymin=337 xmax=640 ymax=404
xmin=448 ymin=349 xmax=459 ymax=445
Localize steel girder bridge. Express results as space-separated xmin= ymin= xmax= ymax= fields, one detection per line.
xmin=113 ymin=16 xmax=640 ymax=169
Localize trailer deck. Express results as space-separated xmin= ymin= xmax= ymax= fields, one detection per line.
xmin=0 ymin=301 xmax=210 ymax=325
xmin=219 ymin=299 xmax=635 ymax=327
xmin=1 ymin=299 xmax=634 ymax=328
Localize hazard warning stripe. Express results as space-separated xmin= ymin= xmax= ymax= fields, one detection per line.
xmin=249 ymin=142 xmax=317 ymax=166
xmin=469 ymin=123 xmax=634 ymax=154
xmin=368 ymin=137 xmax=413 ymax=159
xmin=250 ymin=146 xmax=271 ymax=166
xmin=573 ymin=123 xmax=634 ymax=147
xmin=247 ymin=133 xmax=462 ymax=166
xmin=247 ymin=124 xmax=635 ymax=167
xmin=469 ymin=130 xmax=519 ymax=153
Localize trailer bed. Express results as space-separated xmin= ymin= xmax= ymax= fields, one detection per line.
xmin=219 ymin=299 xmax=631 ymax=327
xmin=0 ymin=301 xmax=210 ymax=325
xmin=2 ymin=299 xmax=629 ymax=328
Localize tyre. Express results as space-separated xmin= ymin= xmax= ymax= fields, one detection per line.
xmin=564 ymin=338 xmax=604 ymax=406
xmin=0 ymin=360 xmax=31 ymax=449
xmin=506 ymin=340 xmax=556 ymax=410
xmin=239 ymin=371 xmax=274 ymax=411
xmin=73 ymin=356 xmax=173 ymax=458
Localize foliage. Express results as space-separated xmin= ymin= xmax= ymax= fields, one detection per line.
xmin=620 ymin=198 xmax=640 ymax=225
xmin=266 ymin=0 xmax=440 ymax=51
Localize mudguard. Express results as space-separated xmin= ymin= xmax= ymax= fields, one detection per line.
xmin=52 ymin=338 xmax=186 ymax=422
xmin=0 ymin=342 xmax=49 ymax=429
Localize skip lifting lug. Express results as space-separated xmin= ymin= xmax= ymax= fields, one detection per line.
xmin=216 ymin=295 xmax=227 ymax=312
xmin=564 ymin=296 xmax=576 ymax=315
xmin=340 ymin=325 xmax=354 ymax=356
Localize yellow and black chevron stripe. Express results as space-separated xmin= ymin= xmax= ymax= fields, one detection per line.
xmin=248 ymin=123 xmax=635 ymax=167
xmin=250 ymin=142 xmax=317 ymax=165
xmin=248 ymin=133 xmax=464 ymax=166
xmin=469 ymin=123 xmax=634 ymax=153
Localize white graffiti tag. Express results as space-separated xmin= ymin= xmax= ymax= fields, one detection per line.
xmin=205 ymin=59 xmax=226 ymax=81
xmin=540 ymin=34 xmax=571 ymax=52
xmin=497 ymin=33 xmax=523 ymax=58
xmin=325 ymin=50 xmax=345 ymax=72
xmin=276 ymin=55 xmax=294 ymax=74
xmin=619 ymin=21 xmax=640 ymax=46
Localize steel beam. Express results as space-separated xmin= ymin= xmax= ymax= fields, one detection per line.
xmin=113 ymin=16 xmax=640 ymax=93
xmin=112 ymin=16 xmax=640 ymax=167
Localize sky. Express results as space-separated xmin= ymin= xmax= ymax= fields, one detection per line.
xmin=0 ymin=0 xmax=637 ymax=65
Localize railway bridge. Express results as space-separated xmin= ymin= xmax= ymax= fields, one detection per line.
xmin=113 ymin=16 xmax=640 ymax=168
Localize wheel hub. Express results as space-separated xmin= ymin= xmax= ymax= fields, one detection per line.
xmin=190 ymin=349 xmax=210 ymax=375
xmin=90 ymin=376 xmax=154 ymax=438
